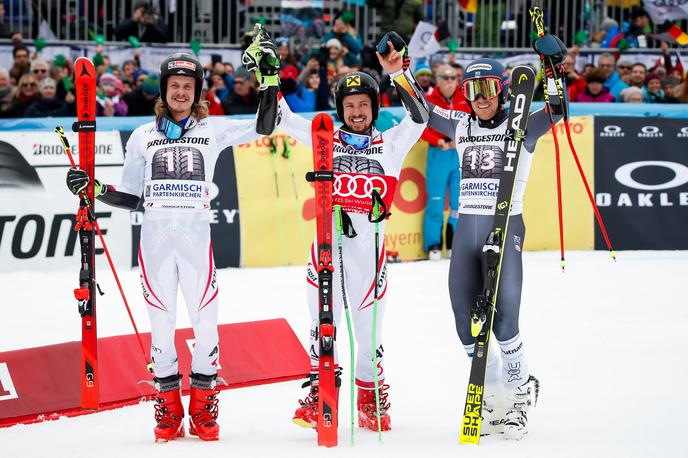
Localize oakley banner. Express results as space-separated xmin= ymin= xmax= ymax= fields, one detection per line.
xmin=594 ymin=117 xmax=688 ymax=250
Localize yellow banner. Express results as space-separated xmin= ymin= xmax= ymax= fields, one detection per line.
xmin=523 ymin=115 xmax=595 ymax=250
xmin=234 ymin=131 xmax=429 ymax=266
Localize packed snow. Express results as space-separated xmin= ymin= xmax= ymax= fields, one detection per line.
xmin=1 ymin=250 xmax=686 ymax=457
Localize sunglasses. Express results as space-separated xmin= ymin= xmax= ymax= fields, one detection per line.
xmin=33 ymin=69 xmax=48 ymax=74
xmin=618 ymin=65 xmax=631 ymax=70
xmin=440 ymin=75 xmax=457 ymax=81
xmin=234 ymin=79 xmax=246 ymax=85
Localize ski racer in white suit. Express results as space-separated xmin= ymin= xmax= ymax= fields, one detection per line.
xmin=66 ymin=50 xmax=280 ymax=443
xmin=265 ymin=32 xmax=430 ymax=432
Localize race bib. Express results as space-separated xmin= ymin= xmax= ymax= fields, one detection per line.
xmin=143 ymin=179 xmax=212 ymax=209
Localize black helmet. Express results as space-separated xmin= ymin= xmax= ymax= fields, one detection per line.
xmin=159 ymin=52 xmax=203 ymax=104
xmin=334 ymin=71 xmax=380 ymax=129
xmin=462 ymin=58 xmax=509 ymax=105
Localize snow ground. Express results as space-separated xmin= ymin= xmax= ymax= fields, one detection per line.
xmin=1 ymin=251 xmax=687 ymax=458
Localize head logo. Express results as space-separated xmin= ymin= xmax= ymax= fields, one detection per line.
xmin=637 ymin=126 xmax=662 ymax=138
xmin=677 ymin=127 xmax=688 ymax=138
xmin=518 ymin=73 xmax=529 ymax=83
xmin=168 ymin=60 xmax=196 ymax=71
xmin=466 ymin=63 xmax=492 ymax=73
xmin=497 ymin=201 xmax=508 ymax=210
xmin=614 ymin=161 xmax=688 ymax=190
xmin=600 ymin=125 xmax=624 ymax=137
xmin=346 ymin=75 xmax=361 ymax=87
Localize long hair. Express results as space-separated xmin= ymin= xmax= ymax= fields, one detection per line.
xmin=154 ymin=98 xmax=209 ymax=125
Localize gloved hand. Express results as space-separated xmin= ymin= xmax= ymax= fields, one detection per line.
xmin=242 ymin=35 xmax=280 ymax=89
xmin=66 ymin=168 xmax=105 ymax=197
xmin=376 ymin=31 xmax=410 ymax=71
xmin=533 ymin=33 xmax=567 ymax=66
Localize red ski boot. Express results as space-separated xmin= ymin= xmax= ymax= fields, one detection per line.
xmin=188 ymin=373 xmax=220 ymax=441
xmin=292 ymin=372 xmax=319 ymax=429
xmin=153 ymin=374 xmax=185 ymax=443
xmin=357 ymin=384 xmax=392 ymax=432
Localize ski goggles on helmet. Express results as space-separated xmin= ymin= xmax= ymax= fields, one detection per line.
xmin=462 ymin=77 xmax=502 ymax=102
xmin=339 ymin=130 xmax=371 ymax=150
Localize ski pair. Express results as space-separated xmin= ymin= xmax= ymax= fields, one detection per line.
xmin=306 ymin=114 xmax=385 ymax=447
xmin=459 ymin=66 xmax=536 ymax=444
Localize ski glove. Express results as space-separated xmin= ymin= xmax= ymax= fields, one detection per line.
xmin=533 ymin=33 xmax=567 ymax=66
xmin=376 ymin=31 xmax=410 ymax=71
xmin=242 ymin=34 xmax=280 ymax=89
xmin=66 ymin=168 xmax=105 ymax=197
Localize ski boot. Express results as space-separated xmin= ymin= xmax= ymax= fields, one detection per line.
xmin=428 ymin=244 xmax=442 ymax=261
xmin=153 ymin=374 xmax=185 ymax=443
xmin=503 ymin=375 xmax=540 ymax=440
xmin=480 ymin=383 xmax=505 ymax=436
xmin=357 ymin=384 xmax=392 ymax=431
xmin=292 ymin=371 xmax=319 ymax=429
xmin=188 ymin=373 xmax=220 ymax=441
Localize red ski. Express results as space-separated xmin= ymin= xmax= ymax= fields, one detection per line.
xmin=73 ymin=57 xmax=99 ymax=409
xmin=306 ymin=113 xmax=337 ymax=447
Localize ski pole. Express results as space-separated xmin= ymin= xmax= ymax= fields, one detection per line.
xmin=530 ymin=6 xmax=566 ymax=271
xmin=334 ymin=204 xmax=356 ymax=446
xmin=370 ymin=188 xmax=383 ymax=443
xmin=56 ymin=126 xmax=152 ymax=373
xmin=530 ymin=6 xmax=616 ymax=261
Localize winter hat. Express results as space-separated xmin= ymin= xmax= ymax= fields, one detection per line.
xmin=414 ymin=60 xmax=432 ymax=77
xmin=99 ymin=72 xmax=124 ymax=96
xmin=279 ymin=65 xmax=299 ymax=81
xmin=133 ymin=68 xmax=149 ymax=84
xmin=644 ymin=73 xmax=661 ymax=86
xmin=620 ymin=86 xmax=643 ymax=102
xmin=142 ymin=75 xmax=160 ymax=95
xmin=39 ymin=77 xmax=56 ymax=90
xmin=275 ymin=37 xmax=289 ymax=47
xmin=662 ymin=76 xmax=680 ymax=89
xmin=326 ymin=38 xmax=342 ymax=49
xmin=92 ymin=53 xmax=105 ymax=67
xmin=234 ymin=66 xmax=251 ymax=81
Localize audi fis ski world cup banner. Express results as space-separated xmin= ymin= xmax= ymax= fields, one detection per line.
xmin=594 ymin=117 xmax=688 ymax=250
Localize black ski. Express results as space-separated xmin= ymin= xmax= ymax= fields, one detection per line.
xmin=459 ymin=65 xmax=536 ymax=444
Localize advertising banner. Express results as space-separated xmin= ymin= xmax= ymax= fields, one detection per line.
xmin=594 ymin=117 xmax=688 ymax=250
xmin=523 ymin=116 xmax=595 ymax=251
xmin=233 ymin=130 xmax=429 ymax=266
xmin=0 ymin=130 xmax=131 ymax=271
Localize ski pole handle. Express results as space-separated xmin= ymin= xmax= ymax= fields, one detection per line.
xmin=529 ymin=6 xmax=545 ymax=38
xmin=372 ymin=187 xmax=381 ymax=219
xmin=55 ymin=126 xmax=78 ymax=168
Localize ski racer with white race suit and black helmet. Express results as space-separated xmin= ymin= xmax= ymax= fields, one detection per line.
xmin=65 ymin=47 xmax=280 ymax=443
xmin=426 ymin=35 xmax=567 ymax=440
xmin=248 ymin=31 xmax=430 ymax=432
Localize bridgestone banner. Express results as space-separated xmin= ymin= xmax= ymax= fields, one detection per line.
xmin=594 ymin=116 xmax=688 ymax=250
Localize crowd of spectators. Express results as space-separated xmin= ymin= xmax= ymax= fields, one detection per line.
xmin=1 ymin=6 xmax=687 ymax=120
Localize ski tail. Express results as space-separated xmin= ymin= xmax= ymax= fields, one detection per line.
xmin=307 ymin=113 xmax=338 ymax=447
xmin=73 ymin=57 xmax=99 ymax=409
xmin=459 ymin=66 xmax=536 ymax=444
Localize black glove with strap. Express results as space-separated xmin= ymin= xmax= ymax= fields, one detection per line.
xmin=66 ymin=168 xmax=105 ymax=197
xmin=376 ymin=31 xmax=410 ymax=71
xmin=533 ymin=33 xmax=567 ymax=66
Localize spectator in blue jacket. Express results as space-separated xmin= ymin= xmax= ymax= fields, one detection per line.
xmin=598 ymin=53 xmax=628 ymax=101
xmin=321 ymin=11 xmax=363 ymax=58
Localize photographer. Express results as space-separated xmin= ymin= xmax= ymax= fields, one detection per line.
xmin=115 ymin=2 xmax=168 ymax=43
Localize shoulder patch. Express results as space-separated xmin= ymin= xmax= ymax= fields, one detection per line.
xmin=433 ymin=105 xmax=450 ymax=119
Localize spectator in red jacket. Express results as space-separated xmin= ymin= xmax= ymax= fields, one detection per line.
xmin=563 ymin=55 xmax=586 ymax=101
xmin=421 ymin=65 xmax=470 ymax=260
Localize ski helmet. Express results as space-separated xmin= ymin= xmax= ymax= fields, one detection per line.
xmin=334 ymin=71 xmax=380 ymax=129
xmin=462 ymin=58 xmax=509 ymax=105
xmin=159 ymin=52 xmax=204 ymax=105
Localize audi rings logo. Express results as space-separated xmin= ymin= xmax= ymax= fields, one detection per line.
xmin=677 ymin=127 xmax=688 ymax=138
xmin=637 ymin=126 xmax=663 ymax=138
xmin=334 ymin=174 xmax=388 ymax=198
xmin=600 ymin=125 xmax=624 ymax=137
xmin=615 ymin=161 xmax=688 ymax=190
